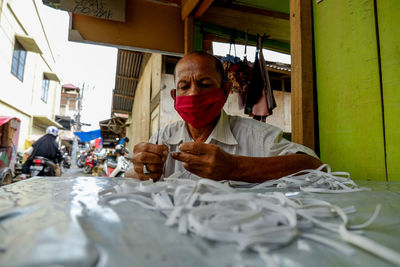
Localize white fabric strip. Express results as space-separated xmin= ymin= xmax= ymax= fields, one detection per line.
xmin=98 ymin=166 xmax=400 ymax=266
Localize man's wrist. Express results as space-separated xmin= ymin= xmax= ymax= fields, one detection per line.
xmin=228 ymin=154 xmax=241 ymax=181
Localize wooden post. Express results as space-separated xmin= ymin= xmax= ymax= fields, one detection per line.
xmin=290 ymin=0 xmax=315 ymax=150
xmin=184 ymin=16 xmax=194 ymax=53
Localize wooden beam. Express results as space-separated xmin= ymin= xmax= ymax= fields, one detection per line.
xmin=213 ymin=2 xmax=289 ymax=20
xmin=117 ymin=75 xmax=138 ymax=81
xmin=112 ymin=109 xmax=131 ymax=114
xmin=181 ymin=0 xmax=199 ymax=20
xmin=200 ymin=6 xmax=290 ymax=42
xmin=114 ymin=93 xmax=135 ymax=100
xmin=290 ymin=0 xmax=315 ymax=150
xmin=184 ymin=15 xmax=194 ymax=53
xmin=193 ymin=0 xmax=214 ymax=18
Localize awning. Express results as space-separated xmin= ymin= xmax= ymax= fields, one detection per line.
xmin=33 ymin=115 xmax=62 ymax=128
xmin=74 ymin=129 xmax=102 ymax=142
xmin=44 ymin=71 xmax=61 ymax=82
xmin=15 ymin=34 xmax=42 ymax=54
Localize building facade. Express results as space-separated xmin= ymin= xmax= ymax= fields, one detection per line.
xmin=0 ymin=0 xmax=62 ymax=152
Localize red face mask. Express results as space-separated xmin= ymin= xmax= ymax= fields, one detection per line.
xmin=174 ymin=89 xmax=227 ymax=129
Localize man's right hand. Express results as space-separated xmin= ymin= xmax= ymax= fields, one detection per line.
xmin=130 ymin=142 xmax=169 ymax=181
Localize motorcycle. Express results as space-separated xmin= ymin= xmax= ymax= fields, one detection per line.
xmin=13 ymin=152 xmax=24 ymax=177
xmin=83 ymin=153 xmax=96 ymax=174
xmin=77 ymin=151 xmax=86 ymax=168
xmin=103 ymin=154 xmax=130 ymax=177
xmin=62 ymin=153 xmax=71 ymax=169
xmin=29 ymin=156 xmax=57 ymax=177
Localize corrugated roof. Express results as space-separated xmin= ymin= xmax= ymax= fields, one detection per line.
xmin=112 ymin=50 xmax=144 ymax=114
xmin=62 ymin=84 xmax=79 ymax=89
xmin=266 ymin=61 xmax=291 ymax=72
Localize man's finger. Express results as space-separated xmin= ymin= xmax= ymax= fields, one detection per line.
xmin=134 ymin=163 xmax=163 ymax=177
xmin=171 ymin=151 xmax=202 ymax=164
xmin=178 ymin=142 xmax=210 ymax=155
xmin=134 ymin=142 xmax=169 ymax=159
xmin=137 ymin=172 xmax=162 ymax=181
xmin=145 ymin=163 xmax=163 ymax=173
xmin=132 ymin=152 xmax=164 ymax=165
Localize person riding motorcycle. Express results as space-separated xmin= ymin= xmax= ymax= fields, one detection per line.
xmin=109 ymin=144 xmax=129 ymax=177
xmin=21 ymin=126 xmax=62 ymax=177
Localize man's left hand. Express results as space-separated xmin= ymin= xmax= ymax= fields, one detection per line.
xmin=170 ymin=142 xmax=237 ymax=180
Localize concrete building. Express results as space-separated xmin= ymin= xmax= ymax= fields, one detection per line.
xmin=56 ymin=83 xmax=80 ymax=152
xmin=0 ymin=0 xmax=62 ymax=152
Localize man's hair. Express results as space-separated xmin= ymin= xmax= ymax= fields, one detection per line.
xmin=175 ymin=51 xmax=225 ymax=87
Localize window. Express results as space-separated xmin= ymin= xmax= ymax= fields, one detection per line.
xmin=11 ymin=41 xmax=27 ymax=81
xmin=41 ymin=76 xmax=50 ymax=103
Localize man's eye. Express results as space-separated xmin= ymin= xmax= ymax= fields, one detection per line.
xmin=200 ymin=83 xmax=212 ymax=87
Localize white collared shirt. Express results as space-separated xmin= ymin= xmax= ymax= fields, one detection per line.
xmin=150 ymin=110 xmax=318 ymax=179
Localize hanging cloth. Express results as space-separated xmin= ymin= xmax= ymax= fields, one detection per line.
xmin=258 ymin=35 xmax=276 ymax=115
xmin=246 ymin=35 xmax=276 ymax=118
xmin=226 ymin=33 xmax=252 ymax=110
xmin=244 ymin=35 xmax=263 ymax=115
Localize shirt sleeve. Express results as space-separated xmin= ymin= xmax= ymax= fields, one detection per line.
xmin=265 ymin=128 xmax=319 ymax=159
xmin=148 ymin=132 xmax=158 ymax=144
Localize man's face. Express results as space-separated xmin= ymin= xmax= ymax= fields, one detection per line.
xmin=174 ymin=54 xmax=222 ymax=96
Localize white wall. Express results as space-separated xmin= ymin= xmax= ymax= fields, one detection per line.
xmin=0 ymin=0 xmax=62 ymax=152
xmin=224 ymin=90 xmax=291 ymax=133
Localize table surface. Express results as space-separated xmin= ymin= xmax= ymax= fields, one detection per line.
xmin=0 ymin=177 xmax=400 ymax=267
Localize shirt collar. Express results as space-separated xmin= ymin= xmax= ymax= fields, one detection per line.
xmin=167 ymin=110 xmax=238 ymax=146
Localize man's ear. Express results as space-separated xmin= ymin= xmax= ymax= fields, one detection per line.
xmin=170 ymin=89 xmax=176 ymax=100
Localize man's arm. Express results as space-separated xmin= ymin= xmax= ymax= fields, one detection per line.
xmin=229 ymin=153 xmax=322 ymax=183
xmin=171 ymin=142 xmax=322 ymax=182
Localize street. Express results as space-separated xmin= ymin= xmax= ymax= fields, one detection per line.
xmin=61 ymin=165 xmax=93 ymax=178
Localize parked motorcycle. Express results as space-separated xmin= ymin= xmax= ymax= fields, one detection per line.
xmin=77 ymin=151 xmax=86 ymax=168
xmin=83 ymin=153 xmax=96 ymax=174
xmin=13 ymin=152 xmax=23 ymax=177
xmin=29 ymin=156 xmax=57 ymax=177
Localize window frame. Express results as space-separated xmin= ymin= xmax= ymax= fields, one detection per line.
xmin=11 ymin=40 xmax=27 ymax=82
xmin=41 ymin=76 xmax=50 ymax=103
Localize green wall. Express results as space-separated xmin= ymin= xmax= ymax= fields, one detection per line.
xmin=313 ymin=0 xmax=387 ymax=180
xmin=378 ymin=0 xmax=400 ymax=180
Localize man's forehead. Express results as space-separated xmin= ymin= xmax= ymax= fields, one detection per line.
xmin=176 ymin=54 xmax=216 ymax=75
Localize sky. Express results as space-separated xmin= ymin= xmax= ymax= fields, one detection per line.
xmin=41 ymin=4 xmax=117 ymax=132
xmin=212 ymin=42 xmax=291 ymax=64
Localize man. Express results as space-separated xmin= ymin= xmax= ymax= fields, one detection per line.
xmin=22 ymin=126 xmax=62 ymax=177
xmin=127 ymin=52 xmax=321 ymax=182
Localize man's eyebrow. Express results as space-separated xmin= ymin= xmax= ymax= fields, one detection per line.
xmin=198 ymin=77 xmax=213 ymax=82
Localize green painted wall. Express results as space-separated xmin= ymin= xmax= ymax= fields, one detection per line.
xmin=378 ymin=0 xmax=400 ymax=181
xmin=313 ymin=0 xmax=387 ymax=180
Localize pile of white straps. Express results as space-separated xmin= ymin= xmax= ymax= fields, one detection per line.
xmin=98 ymin=165 xmax=400 ymax=266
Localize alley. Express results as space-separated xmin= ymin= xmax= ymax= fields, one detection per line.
xmin=61 ymin=166 xmax=92 ymax=178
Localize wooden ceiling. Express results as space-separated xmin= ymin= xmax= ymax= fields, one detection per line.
xmin=151 ymin=0 xmax=291 ymax=51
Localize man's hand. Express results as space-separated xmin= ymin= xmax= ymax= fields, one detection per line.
xmin=171 ymin=142 xmax=237 ymax=180
xmin=130 ymin=142 xmax=169 ymax=181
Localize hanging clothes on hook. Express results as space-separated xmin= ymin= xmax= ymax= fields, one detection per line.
xmin=245 ymin=35 xmax=276 ymax=120
xmin=220 ymin=38 xmax=241 ymax=74
xmin=222 ymin=33 xmax=253 ymax=109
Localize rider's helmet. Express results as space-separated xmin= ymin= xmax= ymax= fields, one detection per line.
xmin=46 ymin=126 xmax=59 ymax=136
xmin=115 ymin=144 xmax=123 ymax=155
